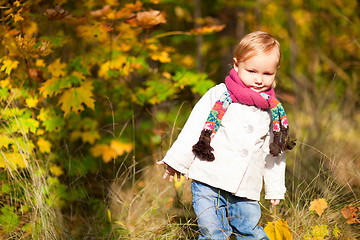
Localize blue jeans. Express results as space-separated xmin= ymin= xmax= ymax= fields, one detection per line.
xmin=191 ymin=181 xmax=269 ymax=240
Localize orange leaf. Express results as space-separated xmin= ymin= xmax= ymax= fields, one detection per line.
xmin=131 ymin=9 xmax=166 ymax=29
xmin=190 ymin=24 xmax=225 ymax=35
xmin=309 ymin=198 xmax=328 ymax=216
xmin=341 ymin=204 xmax=360 ymax=224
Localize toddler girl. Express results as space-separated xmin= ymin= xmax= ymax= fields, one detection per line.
xmin=157 ymin=31 xmax=295 ymax=239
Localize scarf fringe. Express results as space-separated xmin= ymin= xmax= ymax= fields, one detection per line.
xmin=271 ymin=127 xmax=296 ymax=156
xmin=192 ymin=129 xmax=215 ymax=161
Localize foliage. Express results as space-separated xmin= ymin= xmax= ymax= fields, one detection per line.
xmin=0 ymin=0 xmax=359 ymax=239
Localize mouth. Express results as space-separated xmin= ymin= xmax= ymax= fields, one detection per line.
xmin=251 ymin=86 xmax=263 ymax=91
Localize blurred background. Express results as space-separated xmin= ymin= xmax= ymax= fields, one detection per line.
xmin=0 ymin=0 xmax=359 ymax=239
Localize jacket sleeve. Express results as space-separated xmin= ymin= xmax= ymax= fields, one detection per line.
xmin=162 ymin=84 xmax=223 ymax=174
xmin=262 ymin=132 xmax=287 ymax=200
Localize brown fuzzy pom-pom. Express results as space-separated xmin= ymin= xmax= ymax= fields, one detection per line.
xmin=270 ymin=142 xmax=281 ymax=156
xmin=192 ymin=129 xmax=215 ymax=161
xmin=285 ymin=139 xmax=296 ymax=150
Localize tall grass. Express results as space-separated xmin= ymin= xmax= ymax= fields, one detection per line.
xmin=108 ymin=162 xmax=198 ymax=239
xmin=0 ymin=130 xmax=64 ymax=239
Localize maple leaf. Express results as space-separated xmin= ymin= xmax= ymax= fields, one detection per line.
xmin=115 ymin=1 xmax=143 ymax=19
xmin=38 ymin=107 xmax=65 ymax=132
xmin=304 ymin=225 xmax=329 ymax=239
xmin=36 ymin=59 xmax=46 ymax=68
xmin=90 ymin=144 xmax=116 ymax=163
xmin=341 ymin=204 xmax=360 ymax=224
xmin=12 ymin=13 xmax=24 ymax=22
xmin=309 ymin=198 xmax=328 ymax=216
xmin=332 ymin=224 xmax=341 ymax=238
xmin=11 ymin=116 xmax=39 ymax=134
xmin=37 ymin=137 xmax=51 ymax=153
xmin=48 ymin=58 xmax=66 ymax=78
xmin=128 ymin=9 xmax=166 ymax=29
xmin=26 ymin=97 xmax=39 ymax=108
xmin=0 ymin=59 xmax=19 ymax=75
xmin=57 ymin=81 xmax=95 ymax=116
xmin=151 ymin=51 xmax=171 ymax=63
xmin=0 ymin=135 xmax=12 ymax=149
xmin=70 ymin=130 xmax=100 ymax=144
xmin=110 ymin=140 xmax=133 ymax=156
xmin=264 ymin=219 xmax=292 ymax=240
xmin=50 ymin=165 xmax=64 ymax=176
xmin=0 ymin=152 xmax=28 ymax=170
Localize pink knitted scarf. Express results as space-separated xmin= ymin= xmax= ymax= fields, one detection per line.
xmin=192 ymin=68 xmax=295 ymax=161
xmin=225 ymin=68 xmax=275 ymax=108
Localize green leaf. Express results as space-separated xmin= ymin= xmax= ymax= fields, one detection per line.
xmin=10 ymin=115 xmax=39 ymax=134
xmin=58 ymin=81 xmax=95 ymax=116
xmin=0 ymin=87 xmax=9 ymax=100
xmin=38 ymin=107 xmax=65 ymax=132
xmin=0 ymin=205 xmax=19 ymax=233
xmin=173 ymin=69 xmax=215 ymax=95
xmin=69 ymin=57 xmax=89 ymax=75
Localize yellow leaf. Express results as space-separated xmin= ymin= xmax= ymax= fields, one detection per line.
xmin=90 ymin=144 xmax=116 ymax=162
xmin=57 ymin=81 xmax=95 ymax=116
xmin=36 ymin=129 xmax=45 ymax=135
xmin=151 ymin=51 xmax=171 ymax=63
xmin=48 ymin=58 xmax=66 ymax=78
xmin=0 ymin=152 xmax=28 ymax=170
xmin=107 ymin=209 xmax=112 ymax=223
xmin=36 ymin=59 xmax=46 ymax=68
xmin=105 ymin=0 xmax=117 ymax=6
xmin=23 ymin=21 xmax=38 ymax=35
xmin=1 ymin=59 xmax=19 ymax=75
xmin=50 ymin=165 xmax=64 ymax=176
xmin=91 ymin=141 xmax=130 ymax=163
xmin=0 ymin=78 xmax=11 ymax=88
xmin=110 ymin=140 xmax=133 ymax=156
xmin=26 ymin=97 xmax=39 ymax=108
xmin=37 ymin=137 xmax=51 ymax=153
xmin=71 ymin=130 xmax=100 ymax=144
xmin=309 ymin=198 xmax=328 ymax=216
xmin=264 ymin=219 xmax=292 ymax=240
xmin=12 ymin=13 xmax=24 ymax=22
xmin=99 ymin=56 xmax=130 ymax=78
xmin=90 ymin=144 xmax=108 ymax=157
xmin=174 ymin=174 xmax=186 ymax=192
xmin=0 ymin=135 xmax=12 ymax=148
xmin=102 ymin=147 xmax=117 ymax=163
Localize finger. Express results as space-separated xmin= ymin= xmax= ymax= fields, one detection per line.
xmin=168 ymin=174 xmax=174 ymax=183
xmin=183 ymin=174 xmax=189 ymax=180
xmin=177 ymin=173 xmax=181 ymax=182
xmin=162 ymin=170 xmax=169 ymax=180
xmin=156 ymin=160 xmax=164 ymax=165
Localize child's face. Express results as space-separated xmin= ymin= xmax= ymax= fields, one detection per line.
xmin=233 ymin=48 xmax=279 ymax=93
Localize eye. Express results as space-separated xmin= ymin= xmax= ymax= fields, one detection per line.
xmin=247 ymin=70 xmax=256 ymax=73
xmin=264 ymin=72 xmax=273 ymax=76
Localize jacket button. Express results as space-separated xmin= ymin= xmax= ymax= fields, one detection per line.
xmin=240 ymin=149 xmax=248 ymax=157
xmin=247 ymin=125 xmax=254 ymax=133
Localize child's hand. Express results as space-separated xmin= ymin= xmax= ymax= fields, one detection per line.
xmin=270 ymin=199 xmax=280 ymax=206
xmin=156 ymin=160 xmax=188 ymax=182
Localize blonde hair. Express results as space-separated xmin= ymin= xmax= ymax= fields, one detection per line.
xmin=234 ymin=31 xmax=281 ymax=68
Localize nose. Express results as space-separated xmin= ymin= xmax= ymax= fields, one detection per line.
xmin=254 ymin=75 xmax=263 ymax=85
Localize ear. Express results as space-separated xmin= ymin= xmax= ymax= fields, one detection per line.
xmin=232 ymin=58 xmax=238 ymax=72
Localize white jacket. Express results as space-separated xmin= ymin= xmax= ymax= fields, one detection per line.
xmin=162 ymin=83 xmax=286 ymax=201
